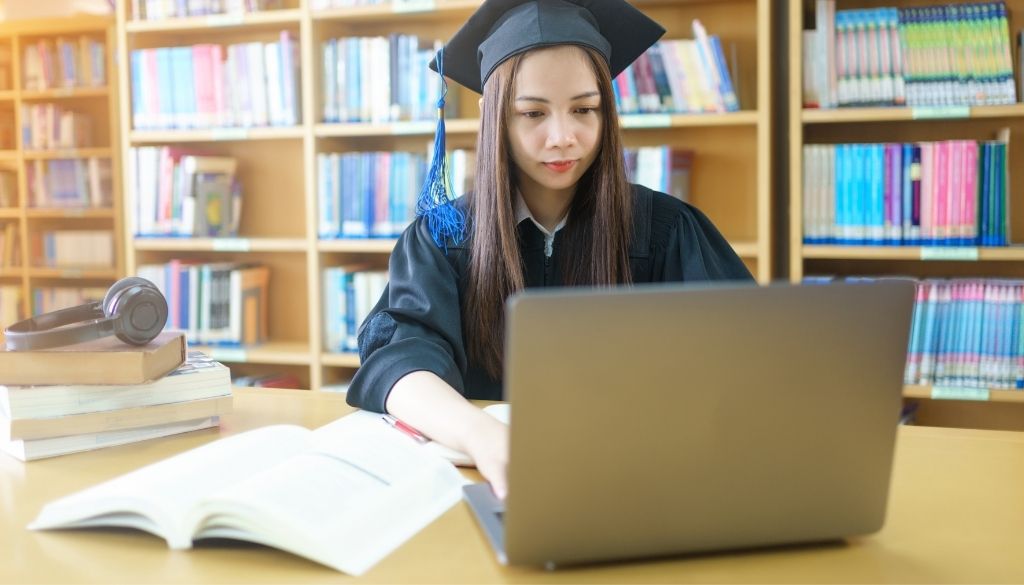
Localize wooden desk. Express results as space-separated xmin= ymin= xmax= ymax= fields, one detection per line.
xmin=2 ymin=387 xmax=1024 ymax=583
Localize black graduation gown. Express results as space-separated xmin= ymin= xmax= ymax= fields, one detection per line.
xmin=346 ymin=184 xmax=753 ymax=412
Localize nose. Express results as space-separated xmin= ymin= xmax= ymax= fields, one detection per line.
xmin=545 ymin=113 xmax=577 ymax=150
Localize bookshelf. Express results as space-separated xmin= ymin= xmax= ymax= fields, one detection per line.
xmin=117 ymin=0 xmax=773 ymax=391
xmin=788 ymin=0 xmax=1024 ymax=430
xmin=0 ymin=15 xmax=123 ymax=331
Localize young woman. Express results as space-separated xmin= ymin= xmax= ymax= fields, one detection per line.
xmin=346 ymin=0 xmax=753 ymax=497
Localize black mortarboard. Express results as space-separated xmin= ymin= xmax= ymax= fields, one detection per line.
xmin=417 ymin=0 xmax=665 ymax=250
xmin=433 ymin=0 xmax=666 ymax=94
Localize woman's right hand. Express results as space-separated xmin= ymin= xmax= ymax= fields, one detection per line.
xmin=462 ymin=413 xmax=510 ymax=500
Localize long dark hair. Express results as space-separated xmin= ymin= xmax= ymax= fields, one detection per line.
xmin=463 ymin=46 xmax=634 ymax=380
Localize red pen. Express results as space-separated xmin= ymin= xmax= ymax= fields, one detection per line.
xmin=381 ymin=414 xmax=429 ymax=444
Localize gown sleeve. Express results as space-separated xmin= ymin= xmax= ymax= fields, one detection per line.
xmin=345 ymin=218 xmax=467 ymax=412
xmin=662 ymin=200 xmax=755 ymax=282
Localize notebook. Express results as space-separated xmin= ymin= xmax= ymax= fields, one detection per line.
xmin=464 ymin=280 xmax=915 ymax=567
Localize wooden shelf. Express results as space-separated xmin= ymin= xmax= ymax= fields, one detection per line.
xmin=312 ymin=0 xmax=480 ymax=22
xmin=730 ymin=241 xmax=759 ymax=258
xmin=2 ymin=14 xmax=124 ymax=324
xmin=318 ymin=239 xmax=398 ymax=253
xmin=133 ymin=237 xmax=307 ymax=253
xmin=23 ymin=147 xmax=112 ymax=160
xmin=25 ymin=208 xmax=114 ymax=219
xmin=620 ymin=111 xmax=759 ymax=128
xmin=904 ymin=385 xmax=1024 ymax=403
xmin=0 ymin=268 xmax=23 ymax=278
xmin=193 ymin=341 xmax=312 ymax=365
xmin=315 ymin=119 xmax=476 ymax=138
xmin=802 ymin=245 xmax=1024 ymax=262
xmin=27 ymin=267 xmax=118 ymax=279
xmin=130 ymin=127 xmax=304 ymax=143
xmin=321 ymin=352 xmax=361 ymax=368
xmin=0 ymin=208 xmax=19 ymax=219
xmin=802 ymin=103 xmax=1024 ymax=124
xmin=20 ymin=87 xmax=109 ymax=100
xmin=314 ymin=112 xmax=758 ymax=137
xmin=125 ymin=9 xmax=302 ymax=33
xmin=118 ymin=0 xmax=774 ymax=389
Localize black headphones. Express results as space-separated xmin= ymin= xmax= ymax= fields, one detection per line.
xmin=4 ymin=277 xmax=169 ymax=351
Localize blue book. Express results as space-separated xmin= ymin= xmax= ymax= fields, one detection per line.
xmin=130 ymin=52 xmax=144 ymax=129
xmin=169 ymin=47 xmax=194 ymax=129
xmin=709 ymin=35 xmax=739 ymax=111
xmin=645 ymin=44 xmax=673 ymax=112
xmin=870 ymin=144 xmax=885 ymax=245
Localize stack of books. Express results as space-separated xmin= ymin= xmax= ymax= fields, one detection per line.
xmin=0 ymin=331 xmax=232 ymax=461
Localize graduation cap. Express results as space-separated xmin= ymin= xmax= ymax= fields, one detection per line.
xmin=417 ymin=0 xmax=666 ymax=249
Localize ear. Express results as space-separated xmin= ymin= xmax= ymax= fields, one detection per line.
xmin=478 ymin=97 xmax=484 ymax=109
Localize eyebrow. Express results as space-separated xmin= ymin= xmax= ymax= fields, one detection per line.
xmin=515 ymin=91 xmax=600 ymax=103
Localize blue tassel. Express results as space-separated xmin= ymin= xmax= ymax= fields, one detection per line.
xmin=417 ymin=46 xmax=466 ymax=251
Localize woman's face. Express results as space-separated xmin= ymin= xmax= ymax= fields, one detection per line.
xmin=506 ymin=45 xmax=602 ymax=202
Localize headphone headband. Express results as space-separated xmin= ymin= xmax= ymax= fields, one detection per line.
xmin=3 ymin=278 xmax=167 ymax=351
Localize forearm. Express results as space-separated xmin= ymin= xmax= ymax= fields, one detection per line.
xmin=384 ymin=370 xmax=493 ymax=453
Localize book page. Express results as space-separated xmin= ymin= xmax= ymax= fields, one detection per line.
xmin=191 ymin=412 xmax=466 ymax=575
xmin=29 ymin=425 xmax=311 ymax=548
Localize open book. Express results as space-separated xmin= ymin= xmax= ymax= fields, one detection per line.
xmin=29 ymin=411 xmax=466 ymax=575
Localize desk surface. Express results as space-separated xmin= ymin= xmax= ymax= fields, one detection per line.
xmin=2 ymin=388 xmax=1024 ymax=583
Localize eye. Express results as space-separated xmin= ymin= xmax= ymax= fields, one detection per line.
xmin=574 ymin=106 xmax=599 ymax=115
xmin=519 ymin=111 xmax=544 ymax=119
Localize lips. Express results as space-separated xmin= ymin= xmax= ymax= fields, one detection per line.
xmin=543 ymin=160 xmax=577 ymax=173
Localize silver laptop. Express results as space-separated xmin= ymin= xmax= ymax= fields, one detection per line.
xmin=464 ymin=280 xmax=915 ymax=568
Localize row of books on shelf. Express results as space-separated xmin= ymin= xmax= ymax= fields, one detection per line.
xmin=21 ymin=104 xmax=94 ymax=150
xmin=21 ymin=36 xmax=106 ymax=92
xmin=321 ymin=35 xmax=451 ymax=124
xmin=233 ymin=373 xmax=303 ymax=389
xmin=131 ymin=0 xmax=284 ymax=20
xmin=132 ymin=148 xmax=241 ymax=237
xmin=625 ymin=147 xmax=693 ymax=203
xmin=0 ymin=285 xmax=19 ymax=329
xmin=136 ymin=261 xmax=269 ymax=347
xmin=0 ymin=223 xmax=19 ymax=268
xmin=905 ymin=278 xmax=1024 ymax=389
xmin=317 ymin=149 xmax=471 ymax=239
xmin=0 ymin=335 xmax=232 ymax=461
xmin=804 ymin=0 xmax=1017 ymax=108
xmin=31 ymin=230 xmax=114 ymax=268
xmin=323 ymin=267 xmax=387 ymax=353
xmin=129 ymin=33 xmax=299 ymax=130
xmin=806 ymin=275 xmax=1024 ymax=390
xmin=801 ymin=138 xmax=1014 ymax=246
xmin=314 ymin=145 xmax=691 ymax=239
xmin=32 ymin=285 xmax=106 ymax=315
xmin=26 ymin=157 xmax=112 ymax=209
xmin=615 ymin=24 xmax=739 ymax=115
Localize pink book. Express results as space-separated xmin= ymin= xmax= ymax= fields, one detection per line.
xmin=919 ymin=143 xmax=933 ymax=242
xmin=192 ymin=45 xmax=216 ymax=129
xmin=373 ymin=152 xmax=390 ymax=237
xmin=949 ymin=141 xmax=963 ymax=242
xmin=963 ymin=141 xmax=978 ymax=241
xmin=210 ymin=44 xmax=225 ymax=127
xmin=934 ymin=141 xmax=949 ymax=244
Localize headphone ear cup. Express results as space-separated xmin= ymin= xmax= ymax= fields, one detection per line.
xmin=106 ymin=278 xmax=168 ymax=345
xmin=104 ymin=277 xmax=155 ymax=317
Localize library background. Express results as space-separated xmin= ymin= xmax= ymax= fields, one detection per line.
xmin=0 ymin=0 xmax=1020 ymax=431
